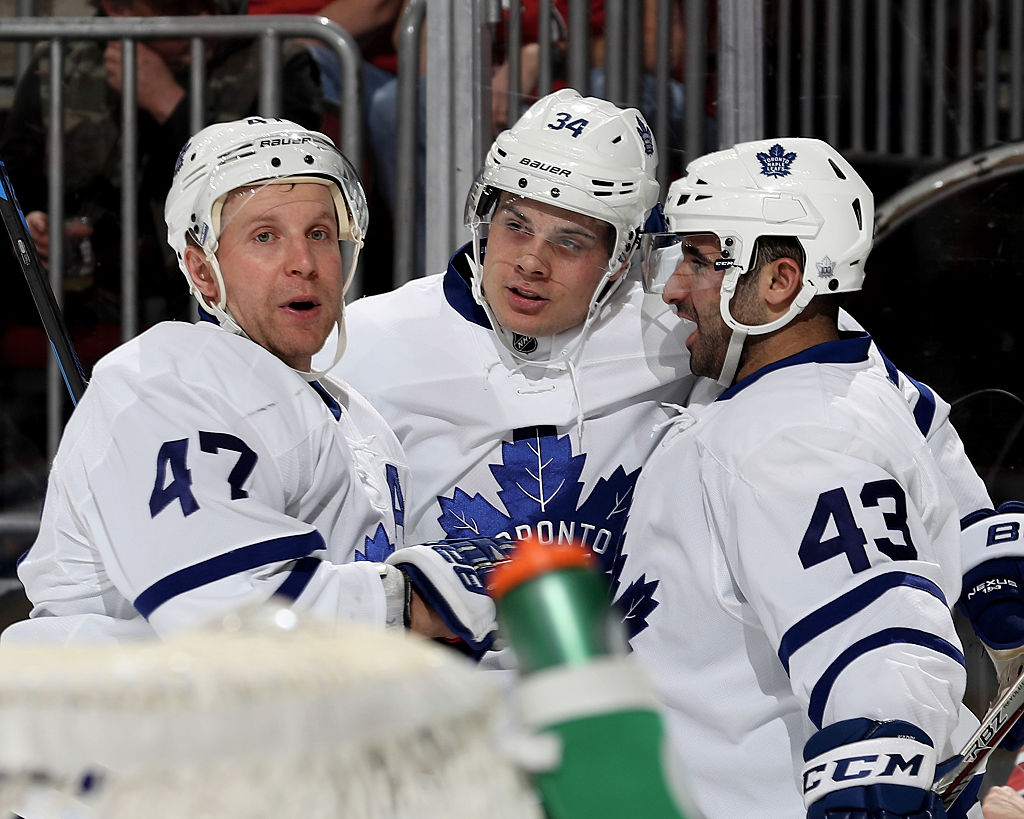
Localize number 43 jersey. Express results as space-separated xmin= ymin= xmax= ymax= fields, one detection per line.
xmin=7 ymin=321 xmax=409 ymax=643
xmin=616 ymin=332 xmax=979 ymax=818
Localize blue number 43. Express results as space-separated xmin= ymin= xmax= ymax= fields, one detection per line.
xmin=799 ymin=479 xmax=917 ymax=572
xmin=149 ymin=432 xmax=258 ymax=519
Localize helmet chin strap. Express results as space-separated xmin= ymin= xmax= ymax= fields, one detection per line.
xmin=195 ymin=245 xmax=351 ymax=384
xmin=716 ymin=327 xmax=748 ymax=387
xmin=467 ymin=222 xmax=627 ymax=366
xmin=714 ymin=279 xmax=816 ymax=387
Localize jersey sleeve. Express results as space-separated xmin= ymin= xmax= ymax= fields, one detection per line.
xmin=21 ymin=358 xmax=388 ymax=639
xmin=701 ymin=429 xmax=969 ymax=754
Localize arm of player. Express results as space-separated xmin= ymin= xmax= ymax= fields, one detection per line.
xmin=33 ymin=353 xmax=409 ymax=639
xmin=705 ymin=431 xmax=977 ymax=816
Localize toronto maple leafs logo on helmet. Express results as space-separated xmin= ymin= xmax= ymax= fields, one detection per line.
xmin=636 ymin=116 xmax=655 ymax=156
xmin=816 ymin=256 xmax=835 ymax=279
xmin=756 ymin=143 xmax=797 ymax=177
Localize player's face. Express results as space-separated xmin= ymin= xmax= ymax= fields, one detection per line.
xmin=660 ymin=233 xmax=732 ymax=378
xmin=480 ymin=195 xmax=615 ymax=338
xmin=200 ymin=183 xmax=344 ymax=371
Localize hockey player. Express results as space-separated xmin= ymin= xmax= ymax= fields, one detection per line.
xmin=616 ymin=138 xmax=983 ymax=817
xmin=324 ymin=90 xmax=710 ymax=606
xmin=2 ymin=117 xmax=507 ymax=651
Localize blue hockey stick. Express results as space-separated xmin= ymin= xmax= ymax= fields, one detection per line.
xmin=0 ymin=161 xmax=87 ymax=404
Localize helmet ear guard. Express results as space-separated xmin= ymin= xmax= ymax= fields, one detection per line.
xmin=164 ymin=117 xmax=369 ymax=378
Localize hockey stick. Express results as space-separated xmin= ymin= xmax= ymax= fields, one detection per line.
xmin=934 ymin=664 xmax=1024 ymax=808
xmin=0 ymin=161 xmax=87 ymax=404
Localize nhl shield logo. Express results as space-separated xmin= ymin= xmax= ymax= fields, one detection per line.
xmin=512 ymin=333 xmax=538 ymax=354
xmin=756 ymin=143 xmax=797 ymax=178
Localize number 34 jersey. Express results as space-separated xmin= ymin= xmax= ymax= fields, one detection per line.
xmin=616 ymin=333 xmax=978 ymax=818
xmin=7 ymin=321 xmax=409 ymax=643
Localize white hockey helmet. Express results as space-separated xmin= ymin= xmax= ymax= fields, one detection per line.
xmin=164 ymin=116 xmax=368 ymax=376
xmin=464 ymin=88 xmax=660 ymax=358
xmin=640 ymin=137 xmax=873 ymax=383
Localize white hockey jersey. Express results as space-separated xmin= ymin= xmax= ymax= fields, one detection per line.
xmin=6 ymin=320 xmax=409 ymax=643
xmin=616 ymin=333 xmax=980 ymax=817
xmin=329 ymin=244 xmax=708 ymax=589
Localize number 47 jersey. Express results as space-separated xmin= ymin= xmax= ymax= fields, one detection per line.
xmin=615 ymin=333 xmax=978 ymax=818
xmin=6 ymin=322 xmax=409 ymax=644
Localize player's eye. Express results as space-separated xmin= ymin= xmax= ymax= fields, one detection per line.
xmin=309 ymin=228 xmax=330 ymax=241
xmin=254 ymin=231 xmax=274 ymax=243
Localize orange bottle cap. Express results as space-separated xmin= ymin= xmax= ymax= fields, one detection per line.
xmin=488 ymin=536 xmax=595 ymax=601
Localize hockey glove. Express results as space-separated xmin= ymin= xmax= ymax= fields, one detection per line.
xmin=958 ymin=553 xmax=1024 ymax=750
xmin=802 ymin=718 xmax=947 ymax=819
xmin=385 ymin=536 xmax=515 ymax=655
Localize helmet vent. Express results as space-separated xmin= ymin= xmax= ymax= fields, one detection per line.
xmin=694 ymin=194 xmax=712 ymax=202
xmin=851 ymin=198 xmax=863 ymax=230
xmin=612 ymin=135 xmax=622 ymax=144
xmin=828 ymin=159 xmax=847 ymax=180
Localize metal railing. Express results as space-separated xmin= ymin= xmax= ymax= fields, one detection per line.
xmin=0 ymin=15 xmax=362 ymax=461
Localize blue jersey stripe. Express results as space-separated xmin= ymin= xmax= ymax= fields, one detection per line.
xmin=274 ymin=555 xmax=321 ymax=601
xmin=875 ymin=345 xmax=936 ymax=436
xmin=309 ymin=380 xmax=341 ymax=420
xmin=134 ymin=530 xmax=325 ymax=618
xmin=778 ymin=572 xmax=947 ymax=673
xmin=807 ymin=627 xmax=966 ymax=729
xmin=905 ymin=373 xmax=937 ymax=435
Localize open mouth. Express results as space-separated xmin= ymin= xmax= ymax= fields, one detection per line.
xmin=287 ymin=300 xmax=319 ymax=311
xmin=510 ymin=286 xmax=545 ymax=301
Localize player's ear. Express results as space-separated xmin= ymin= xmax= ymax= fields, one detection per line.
xmin=762 ymin=257 xmax=802 ymax=308
xmin=183 ymin=245 xmax=219 ymax=302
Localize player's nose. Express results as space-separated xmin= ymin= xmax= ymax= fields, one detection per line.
xmin=514 ymin=235 xmax=554 ymax=278
xmin=286 ymin=236 xmax=318 ymax=278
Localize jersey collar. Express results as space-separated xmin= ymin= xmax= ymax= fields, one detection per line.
xmin=443 ymin=242 xmax=491 ymax=329
xmin=716 ymin=331 xmax=873 ymax=402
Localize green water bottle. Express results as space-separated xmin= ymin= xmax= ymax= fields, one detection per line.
xmin=489 ymin=536 xmax=692 ymax=819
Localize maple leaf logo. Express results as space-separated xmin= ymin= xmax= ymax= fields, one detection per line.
xmin=615 ymin=573 xmax=661 ymax=639
xmin=436 ymin=430 xmax=649 ymax=608
xmin=355 ymin=522 xmax=395 ymax=563
xmin=755 ymin=143 xmax=797 ymax=178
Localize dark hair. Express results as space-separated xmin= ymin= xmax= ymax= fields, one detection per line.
xmin=751 ymin=235 xmax=806 ymax=271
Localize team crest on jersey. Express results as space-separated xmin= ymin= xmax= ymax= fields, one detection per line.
xmin=512 ymin=333 xmax=538 ymax=354
xmin=816 ymin=256 xmax=835 ymax=279
xmin=756 ymin=143 xmax=797 ymax=177
xmin=354 ymin=522 xmax=396 ymax=563
xmin=436 ymin=431 xmax=642 ymax=597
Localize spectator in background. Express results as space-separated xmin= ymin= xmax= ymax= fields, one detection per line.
xmin=985 ymin=786 xmax=1024 ymax=819
xmin=982 ymin=751 xmax=1024 ymax=818
xmin=246 ymin=0 xmax=403 ymax=119
xmin=244 ymin=0 xmax=405 ymax=294
xmin=0 ymin=0 xmax=323 ymax=346
xmin=368 ymin=0 xmax=712 ymax=282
